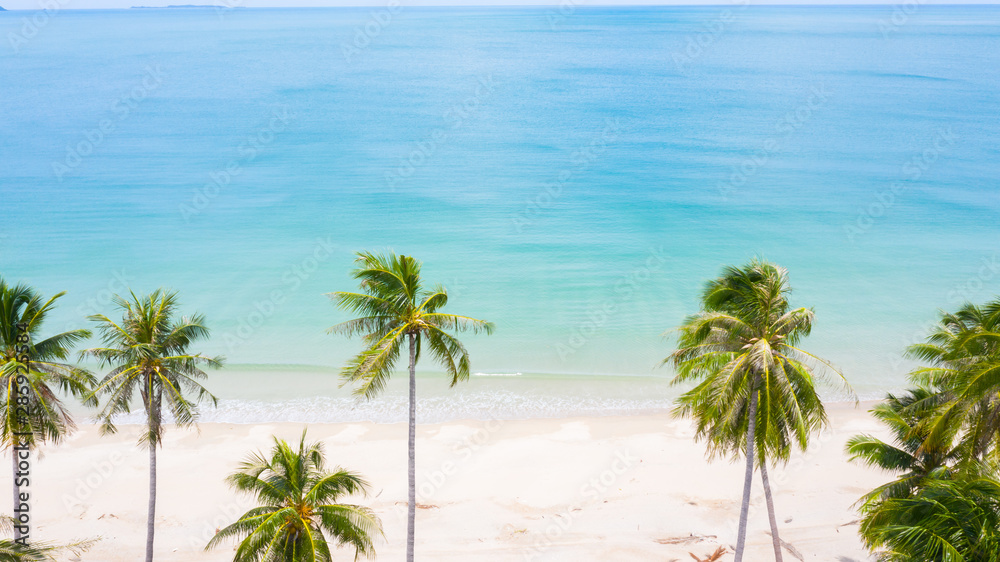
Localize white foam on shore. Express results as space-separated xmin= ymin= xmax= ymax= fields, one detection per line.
xmin=90 ymin=369 xmax=886 ymax=426
xmin=108 ymin=390 xmax=676 ymax=425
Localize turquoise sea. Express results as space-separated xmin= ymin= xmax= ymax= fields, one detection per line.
xmin=1 ymin=6 xmax=999 ymax=421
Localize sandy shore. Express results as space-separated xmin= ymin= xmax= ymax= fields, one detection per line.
xmin=11 ymin=403 xmax=888 ymax=561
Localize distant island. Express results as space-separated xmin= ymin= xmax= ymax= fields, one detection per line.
xmin=0 ymin=6 xmax=7 ymax=11
xmin=131 ymin=4 xmax=224 ymax=8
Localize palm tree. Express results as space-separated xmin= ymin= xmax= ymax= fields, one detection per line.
xmin=668 ymin=259 xmax=849 ymax=562
xmin=847 ymin=387 xmax=964 ymax=506
xmin=858 ymin=472 xmax=1000 ymax=561
xmin=328 ymin=251 xmax=494 ymax=562
xmin=83 ymin=290 xmax=221 ymax=562
xmin=905 ymin=299 xmax=1000 ymax=463
xmin=206 ymin=431 xmax=382 ymax=561
xmin=0 ymin=279 xmax=95 ymax=541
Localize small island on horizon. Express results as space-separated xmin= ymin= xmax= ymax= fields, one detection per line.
xmin=131 ymin=4 xmax=225 ymax=8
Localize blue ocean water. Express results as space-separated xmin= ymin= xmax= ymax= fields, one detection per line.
xmin=1 ymin=6 xmax=999 ymax=420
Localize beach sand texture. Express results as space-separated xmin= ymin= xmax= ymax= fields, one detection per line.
xmin=19 ymin=403 xmax=886 ymax=561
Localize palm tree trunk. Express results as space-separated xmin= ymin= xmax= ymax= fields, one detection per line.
xmin=406 ymin=332 xmax=416 ymax=562
xmin=145 ymin=381 xmax=160 ymax=562
xmin=761 ymin=461 xmax=783 ymax=562
xmin=734 ymin=388 xmax=759 ymax=562
xmin=146 ymin=438 xmax=156 ymax=562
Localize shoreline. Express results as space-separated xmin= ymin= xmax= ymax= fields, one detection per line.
xmin=64 ymin=398 xmax=880 ymax=427
xmin=67 ymin=397 xmax=876 ymax=425
xmin=23 ymin=404 xmax=886 ymax=561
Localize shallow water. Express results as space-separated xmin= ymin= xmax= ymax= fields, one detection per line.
xmin=2 ymin=6 xmax=998 ymax=420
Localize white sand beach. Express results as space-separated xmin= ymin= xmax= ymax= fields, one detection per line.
xmin=17 ymin=402 xmax=887 ymax=561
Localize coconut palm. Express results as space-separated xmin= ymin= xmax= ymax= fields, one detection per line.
xmin=668 ymin=259 xmax=849 ymax=562
xmin=847 ymin=387 xmax=964 ymax=506
xmin=206 ymin=431 xmax=382 ymax=561
xmin=83 ymin=290 xmax=221 ymax=562
xmin=906 ymin=299 xmax=1000 ymax=464
xmin=328 ymin=251 xmax=494 ymax=562
xmin=0 ymin=279 xmax=95 ymax=541
xmin=858 ymin=472 xmax=1000 ymax=561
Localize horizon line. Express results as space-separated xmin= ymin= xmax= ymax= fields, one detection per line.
xmin=3 ymin=2 xmax=1000 ymax=9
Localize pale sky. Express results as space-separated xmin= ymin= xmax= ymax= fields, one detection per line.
xmin=1 ymin=0 xmax=998 ymax=7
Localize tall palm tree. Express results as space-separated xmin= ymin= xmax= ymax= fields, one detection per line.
xmin=83 ymin=290 xmax=221 ymax=562
xmin=328 ymin=251 xmax=494 ymax=562
xmin=668 ymin=259 xmax=849 ymax=562
xmin=858 ymin=472 xmax=1000 ymax=561
xmin=905 ymin=299 xmax=1000 ymax=463
xmin=0 ymin=279 xmax=95 ymax=541
xmin=206 ymin=431 xmax=383 ymax=561
xmin=847 ymin=387 xmax=964 ymax=506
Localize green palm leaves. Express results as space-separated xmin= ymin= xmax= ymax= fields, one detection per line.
xmin=668 ymin=259 xmax=849 ymax=562
xmin=851 ymin=298 xmax=1000 ymax=560
xmin=0 ymin=539 xmax=62 ymax=562
xmin=0 ymin=278 xmax=95 ymax=451
xmin=670 ymin=261 xmax=840 ymax=465
xmin=846 ymin=388 xmax=963 ymax=506
xmin=905 ymin=300 xmax=1000 ymax=462
xmin=858 ymin=475 xmax=1000 ymax=561
xmin=0 ymin=538 xmax=92 ymax=562
xmin=207 ymin=431 xmax=383 ymax=562
xmin=83 ymin=289 xmax=221 ymax=444
xmin=329 ymin=251 xmax=494 ymax=398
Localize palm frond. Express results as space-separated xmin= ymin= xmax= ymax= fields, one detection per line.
xmin=208 ymin=432 xmax=382 ymax=561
